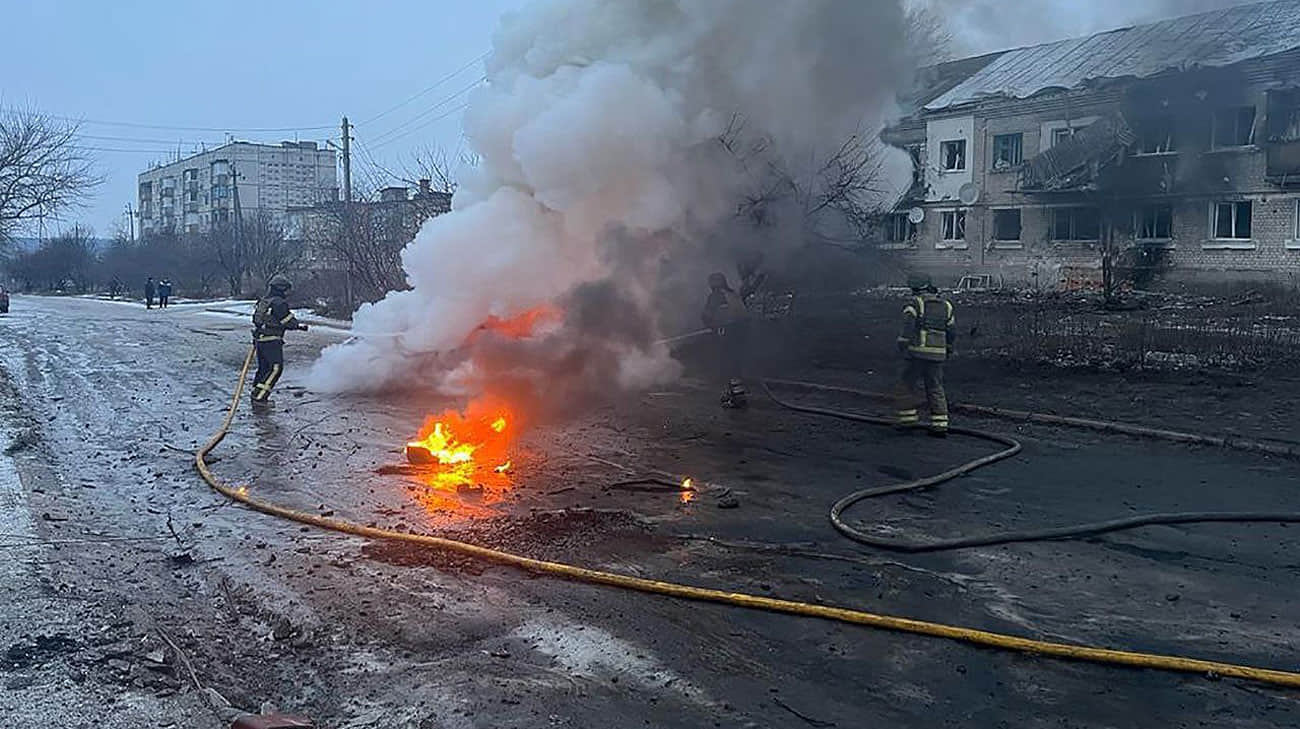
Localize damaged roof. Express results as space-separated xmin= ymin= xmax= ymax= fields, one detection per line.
xmin=924 ymin=0 xmax=1300 ymax=112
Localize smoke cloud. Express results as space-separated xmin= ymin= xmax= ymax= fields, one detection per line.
xmin=309 ymin=0 xmax=911 ymax=414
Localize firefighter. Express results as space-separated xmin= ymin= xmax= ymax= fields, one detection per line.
xmin=894 ymin=274 xmax=955 ymax=436
xmin=250 ymin=274 xmax=308 ymax=411
xmin=702 ymin=272 xmax=750 ymax=408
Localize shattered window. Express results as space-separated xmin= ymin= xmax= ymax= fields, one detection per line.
xmin=941 ymin=140 xmax=966 ymax=171
xmin=1138 ymin=204 xmax=1173 ymax=239
xmin=907 ymin=144 xmax=924 ymax=187
xmin=1214 ymin=201 xmax=1252 ymax=239
xmin=941 ymin=209 xmax=966 ymax=241
xmin=991 ymin=133 xmax=1023 ymax=170
xmin=1136 ymin=118 xmax=1176 ymax=154
xmin=885 ymin=213 xmax=916 ymax=243
xmin=1213 ymin=106 xmax=1256 ymax=148
xmin=993 ymin=208 xmax=1021 ymax=241
xmin=1051 ymin=207 xmax=1100 ymax=241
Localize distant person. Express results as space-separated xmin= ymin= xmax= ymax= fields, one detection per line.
xmin=109 ymin=277 xmax=122 ymax=297
xmin=249 ymin=274 xmax=308 ymax=412
xmin=894 ymin=274 xmax=955 ymax=436
xmin=144 ymin=277 xmax=156 ymax=309
xmin=701 ymin=272 xmax=750 ymax=409
xmin=158 ymin=279 xmax=172 ymax=308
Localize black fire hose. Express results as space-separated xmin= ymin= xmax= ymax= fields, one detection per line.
xmin=761 ymin=380 xmax=1300 ymax=552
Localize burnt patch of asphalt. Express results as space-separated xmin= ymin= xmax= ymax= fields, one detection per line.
xmin=360 ymin=508 xmax=656 ymax=575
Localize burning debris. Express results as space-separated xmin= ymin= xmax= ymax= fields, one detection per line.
xmin=401 ymin=400 xmax=517 ymax=511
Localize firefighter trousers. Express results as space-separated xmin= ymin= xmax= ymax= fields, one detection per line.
xmin=894 ymin=358 xmax=948 ymax=432
xmin=252 ymin=339 xmax=284 ymax=403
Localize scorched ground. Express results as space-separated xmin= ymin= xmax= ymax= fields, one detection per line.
xmin=0 ymin=295 xmax=1298 ymax=727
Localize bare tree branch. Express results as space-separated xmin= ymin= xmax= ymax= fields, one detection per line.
xmin=0 ymin=109 xmax=101 ymax=241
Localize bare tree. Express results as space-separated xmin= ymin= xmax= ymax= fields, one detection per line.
xmin=904 ymin=6 xmax=955 ymax=67
xmin=6 ymin=225 xmax=98 ymax=292
xmin=722 ymin=114 xmax=888 ymax=247
xmin=404 ymin=145 xmax=462 ymax=195
xmin=0 ymin=109 xmax=100 ymax=243
xmin=243 ymin=211 xmax=301 ymax=292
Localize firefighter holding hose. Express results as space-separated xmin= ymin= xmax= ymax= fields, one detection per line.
xmin=250 ymin=274 xmax=307 ymax=412
xmin=895 ymin=274 xmax=954 ymax=436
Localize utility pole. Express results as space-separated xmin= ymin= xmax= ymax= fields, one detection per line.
xmin=232 ymin=160 xmax=244 ymax=297
xmin=341 ymin=116 xmax=354 ymax=311
xmin=341 ymin=116 xmax=353 ymax=204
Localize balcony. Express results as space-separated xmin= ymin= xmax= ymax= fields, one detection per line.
xmin=1265 ymin=140 xmax=1300 ymax=186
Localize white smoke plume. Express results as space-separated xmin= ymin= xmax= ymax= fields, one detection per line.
xmin=309 ymin=0 xmax=911 ymax=410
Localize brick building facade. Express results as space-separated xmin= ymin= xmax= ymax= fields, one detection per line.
xmin=881 ymin=1 xmax=1300 ymax=288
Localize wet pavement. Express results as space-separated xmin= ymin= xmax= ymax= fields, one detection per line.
xmin=1 ymin=294 xmax=1298 ymax=727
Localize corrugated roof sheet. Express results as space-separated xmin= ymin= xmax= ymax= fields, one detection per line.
xmin=925 ymin=0 xmax=1300 ymax=111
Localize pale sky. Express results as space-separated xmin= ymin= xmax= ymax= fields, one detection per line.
xmin=0 ymin=0 xmax=525 ymax=237
xmin=1 ymin=0 xmax=1261 ymax=238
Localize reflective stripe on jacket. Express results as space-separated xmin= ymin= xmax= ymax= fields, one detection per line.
xmin=899 ymin=294 xmax=954 ymax=362
xmin=252 ymin=294 xmax=301 ymax=340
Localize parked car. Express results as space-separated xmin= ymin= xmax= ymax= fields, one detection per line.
xmin=0 ymin=287 xmax=8 ymax=314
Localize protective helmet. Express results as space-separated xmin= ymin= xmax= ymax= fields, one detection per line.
xmin=268 ymin=274 xmax=292 ymax=294
xmin=906 ymin=273 xmax=932 ymax=291
xmin=708 ymin=272 xmax=728 ymax=289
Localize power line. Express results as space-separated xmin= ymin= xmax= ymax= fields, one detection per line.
xmin=356 ymin=51 xmax=489 ymax=127
xmin=75 ymin=133 xmax=225 ymax=145
xmin=365 ymin=78 xmax=483 ymax=147
xmin=13 ymin=110 xmax=334 ymax=133
xmin=367 ymin=102 xmax=470 ymax=151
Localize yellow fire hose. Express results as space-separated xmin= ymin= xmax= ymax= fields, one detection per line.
xmin=196 ymin=346 xmax=1300 ymax=689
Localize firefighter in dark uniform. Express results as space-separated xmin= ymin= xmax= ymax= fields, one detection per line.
xmin=250 ymin=274 xmax=307 ymax=411
xmin=702 ymin=272 xmax=750 ymax=408
xmin=894 ymin=274 xmax=955 ymax=436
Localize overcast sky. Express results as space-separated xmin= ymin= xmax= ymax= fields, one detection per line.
xmin=0 ymin=0 xmax=1261 ymax=238
xmin=0 ymin=0 xmax=525 ymax=237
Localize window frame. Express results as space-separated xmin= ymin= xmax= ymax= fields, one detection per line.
xmin=1134 ymin=117 xmax=1177 ymax=156
xmin=881 ymin=212 xmax=917 ymax=249
xmin=991 ymin=207 xmax=1022 ymax=246
xmin=1135 ymin=203 xmax=1174 ymax=242
xmin=1211 ymin=106 xmax=1257 ymax=149
xmin=940 ymin=139 xmax=967 ymax=172
xmin=937 ymin=208 xmax=968 ymax=249
xmin=1288 ymin=199 xmax=1300 ymax=250
xmin=1207 ymin=200 xmax=1254 ymax=248
xmin=1049 ymin=206 xmax=1101 ymax=243
xmin=990 ymin=133 xmax=1023 ymax=171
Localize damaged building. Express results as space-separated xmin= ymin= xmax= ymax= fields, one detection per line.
xmin=881 ymin=0 xmax=1300 ymax=288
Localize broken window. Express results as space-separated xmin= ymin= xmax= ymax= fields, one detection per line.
xmin=940 ymin=140 xmax=966 ymax=171
xmin=992 ymin=208 xmax=1021 ymax=241
xmin=1136 ymin=118 xmax=1176 ymax=154
xmin=1137 ymin=204 xmax=1173 ymax=239
xmin=1213 ymin=201 xmax=1252 ymax=239
xmin=1051 ymin=207 xmax=1100 ymax=241
xmin=1212 ymin=106 xmax=1256 ymax=148
xmin=940 ymin=209 xmax=966 ymax=242
xmin=885 ymin=213 xmax=916 ymax=243
xmin=991 ymin=133 xmax=1023 ymax=170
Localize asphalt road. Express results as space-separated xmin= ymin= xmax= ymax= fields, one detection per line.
xmin=1 ymin=294 xmax=1298 ymax=727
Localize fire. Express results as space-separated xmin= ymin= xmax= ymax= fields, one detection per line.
xmin=403 ymin=399 xmax=518 ymax=514
xmin=466 ymin=304 xmax=563 ymax=343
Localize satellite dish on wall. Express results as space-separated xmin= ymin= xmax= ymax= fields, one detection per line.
xmin=907 ymin=207 xmax=925 ymax=224
xmin=958 ymin=183 xmax=981 ymax=205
